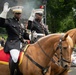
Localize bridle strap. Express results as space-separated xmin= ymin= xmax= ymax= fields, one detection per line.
xmin=25 ymin=53 xmax=49 ymax=75
xmin=54 ymin=53 xmax=71 ymax=63
xmin=37 ymin=41 xmax=58 ymax=60
xmin=61 ymin=58 xmax=71 ymax=63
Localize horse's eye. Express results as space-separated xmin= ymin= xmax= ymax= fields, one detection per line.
xmin=63 ymin=47 xmax=67 ymax=49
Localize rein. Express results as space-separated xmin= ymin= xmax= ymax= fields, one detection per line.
xmin=24 ymin=35 xmax=70 ymax=75
xmin=24 ymin=40 xmax=59 ymax=75
xmin=54 ymin=38 xmax=71 ymax=67
xmin=51 ymin=36 xmax=71 ymax=75
xmin=25 ymin=40 xmax=63 ymax=75
xmin=25 ymin=54 xmax=49 ymax=75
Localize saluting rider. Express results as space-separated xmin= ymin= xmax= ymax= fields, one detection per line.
xmin=28 ymin=9 xmax=49 ymax=43
xmin=0 ymin=2 xmax=37 ymax=75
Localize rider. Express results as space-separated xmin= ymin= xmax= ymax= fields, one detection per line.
xmin=0 ymin=2 xmax=37 ymax=75
xmin=28 ymin=9 xmax=49 ymax=36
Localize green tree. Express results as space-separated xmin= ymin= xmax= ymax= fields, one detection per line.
xmin=46 ymin=0 xmax=76 ymax=33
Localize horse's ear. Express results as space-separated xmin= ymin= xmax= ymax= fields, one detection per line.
xmin=63 ymin=34 xmax=68 ymax=41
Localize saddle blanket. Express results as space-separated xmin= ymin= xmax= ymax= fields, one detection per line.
xmin=0 ymin=49 xmax=10 ymax=63
xmin=0 ymin=49 xmax=23 ymax=65
xmin=0 ymin=45 xmax=29 ymax=65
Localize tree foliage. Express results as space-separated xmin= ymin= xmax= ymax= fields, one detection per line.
xmin=47 ymin=0 xmax=76 ymax=33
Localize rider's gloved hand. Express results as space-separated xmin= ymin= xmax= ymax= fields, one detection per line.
xmin=0 ymin=2 xmax=10 ymax=18
xmin=29 ymin=31 xmax=38 ymax=40
xmin=33 ymin=31 xmax=37 ymax=38
xmin=28 ymin=9 xmax=35 ymax=21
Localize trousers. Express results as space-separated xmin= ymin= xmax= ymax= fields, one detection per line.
xmin=10 ymin=49 xmax=20 ymax=63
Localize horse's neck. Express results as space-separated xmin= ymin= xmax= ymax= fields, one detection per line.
xmin=32 ymin=35 xmax=60 ymax=67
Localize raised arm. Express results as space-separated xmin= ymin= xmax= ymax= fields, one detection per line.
xmin=0 ymin=2 xmax=10 ymax=26
xmin=27 ymin=9 xmax=35 ymax=30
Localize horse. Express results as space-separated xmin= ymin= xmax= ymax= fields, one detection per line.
xmin=0 ymin=33 xmax=73 ymax=75
xmin=48 ymin=29 xmax=76 ymax=75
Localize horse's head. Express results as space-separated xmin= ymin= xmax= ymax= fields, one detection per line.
xmin=36 ymin=33 xmax=73 ymax=66
xmin=53 ymin=34 xmax=74 ymax=69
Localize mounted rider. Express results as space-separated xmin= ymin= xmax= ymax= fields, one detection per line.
xmin=28 ymin=9 xmax=49 ymax=43
xmin=0 ymin=2 xmax=37 ymax=75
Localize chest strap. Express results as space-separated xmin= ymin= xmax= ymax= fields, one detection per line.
xmin=25 ymin=54 xmax=49 ymax=75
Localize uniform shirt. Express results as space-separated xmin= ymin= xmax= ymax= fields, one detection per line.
xmin=0 ymin=17 xmax=29 ymax=53
xmin=27 ymin=19 xmax=49 ymax=43
xmin=28 ymin=20 xmax=48 ymax=35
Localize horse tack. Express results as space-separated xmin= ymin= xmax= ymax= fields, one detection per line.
xmin=53 ymin=37 xmax=71 ymax=68
xmin=0 ymin=34 xmax=73 ymax=75
xmin=49 ymin=34 xmax=74 ymax=75
xmin=25 ymin=35 xmax=69 ymax=75
xmin=25 ymin=54 xmax=49 ymax=75
xmin=19 ymin=44 xmax=30 ymax=65
xmin=50 ymin=36 xmax=72 ymax=74
xmin=25 ymin=41 xmax=50 ymax=75
xmin=37 ymin=34 xmax=71 ymax=68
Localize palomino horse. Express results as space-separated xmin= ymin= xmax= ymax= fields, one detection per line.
xmin=48 ymin=29 xmax=76 ymax=75
xmin=0 ymin=33 xmax=73 ymax=75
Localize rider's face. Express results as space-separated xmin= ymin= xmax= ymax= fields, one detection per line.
xmin=14 ymin=13 xmax=21 ymax=20
xmin=35 ymin=13 xmax=43 ymax=21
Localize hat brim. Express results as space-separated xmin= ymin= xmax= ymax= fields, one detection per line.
xmin=36 ymin=13 xmax=43 ymax=16
xmin=13 ymin=9 xmax=22 ymax=13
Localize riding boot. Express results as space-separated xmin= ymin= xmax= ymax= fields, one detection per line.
xmin=9 ymin=58 xmax=18 ymax=75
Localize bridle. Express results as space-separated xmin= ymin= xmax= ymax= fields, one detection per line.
xmin=53 ymin=37 xmax=71 ymax=68
xmin=25 ymin=35 xmax=72 ymax=75
xmin=37 ymin=35 xmax=71 ymax=68
xmin=51 ymin=35 xmax=73 ymax=75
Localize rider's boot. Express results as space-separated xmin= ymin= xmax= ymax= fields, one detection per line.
xmin=9 ymin=58 xmax=18 ymax=75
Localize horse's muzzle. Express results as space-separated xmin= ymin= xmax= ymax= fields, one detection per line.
xmin=63 ymin=64 xmax=70 ymax=70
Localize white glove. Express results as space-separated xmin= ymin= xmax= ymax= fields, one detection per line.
xmin=29 ymin=31 xmax=37 ymax=40
xmin=33 ymin=31 xmax=37 ymax=38
xmin=29 ymin=34 xmax=31 ymax=40
xmin=28 ymin=9 xmax=35 ymax=21
xmin=0 ymin=2 xmax=10 ymax=18
xmin=37 ymin=33 xmax=45 ymax=37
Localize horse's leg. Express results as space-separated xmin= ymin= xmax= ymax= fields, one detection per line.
xmin=0 ymin=64 xmax=10 ymax=75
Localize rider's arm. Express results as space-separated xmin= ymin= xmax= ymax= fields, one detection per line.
xmin=27 ymin=21 xmax=33 ymax=30
xmin=0 ymin=18 xmax=5 ymax=26
xmin=27 ymin=9 xmax=35 ymax=30
xmin=0 ymin=2 xmax=10 ymax=27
